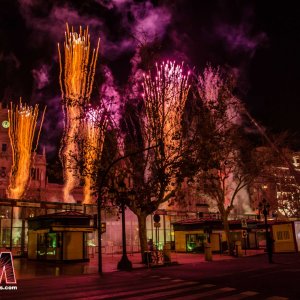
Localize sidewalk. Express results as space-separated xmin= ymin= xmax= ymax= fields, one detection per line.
xmin=13 ymin=249 xmax=264 ymax=280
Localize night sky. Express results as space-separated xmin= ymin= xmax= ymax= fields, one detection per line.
xmin=1 ymin=0 xmax=300 ymax=156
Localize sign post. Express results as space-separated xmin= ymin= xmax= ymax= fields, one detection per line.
xmin=241 ymin=218 xmax=248 ymax=228
xmin=242 ymin=230 xmax=248 ymax=255
xmin=153 ymin=214 xmax=161 ymax=248
xmin=241 ymin=219 xmax=248 ymax=255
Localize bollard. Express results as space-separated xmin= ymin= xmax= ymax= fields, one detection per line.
xmin=143 ymin=251 xmax=152 ymax=266
xmin=204 ymin=242 xmax=212 ymax=261
xmin=235 ymin=241 xmax=242 ymax=257
xmin=163 ymin=242 xmax=172 ymax=263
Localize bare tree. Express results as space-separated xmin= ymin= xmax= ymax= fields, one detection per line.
xmin=191 ymin=66 xmax=270 ymax=253
xmin=121 ymin=61 xmax=191 ymax=259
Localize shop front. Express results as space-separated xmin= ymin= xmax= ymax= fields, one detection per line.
xmin=271 ymin=221 xmax=299 ymax=253
xmin=173 ymin=218 xmax=261 ymax=253
xmin=27 ymin=211 xmax=94 ymax=261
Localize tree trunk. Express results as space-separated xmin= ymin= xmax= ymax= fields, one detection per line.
xmin=137 ymin=213 xmax=148 ymax=263
xmin=223 ymin=216 xmax=233 ymax=255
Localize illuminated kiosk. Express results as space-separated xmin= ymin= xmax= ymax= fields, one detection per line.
xmin=27 ymin=211 xmax=94 ymax=261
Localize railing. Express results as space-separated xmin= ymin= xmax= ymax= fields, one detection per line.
xmin=151 ymin=249 xmax=164 ymax=265
xmin=88 ymin=245 xmax=141 ymax=257
xmin=144 ymin=249 xmax=165 ymax=267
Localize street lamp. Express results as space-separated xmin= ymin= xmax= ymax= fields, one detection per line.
xmin=258 ymin=198 xmax=273 ymax=263
xmin=109 ymin=180 xmax=136 ymax=271
xmin=96 ymin=140 xmax=163 ymax=274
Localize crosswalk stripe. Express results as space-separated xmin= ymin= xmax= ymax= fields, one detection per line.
xmin=8 ymin=278 xmax=153 ymax=295
xmin=169 ymin=287 xmax=236 ymax=300
xmin=265 ymin=297 xmax=289 ymax=300
xmin=2 ymin=274 xmax=290 ymax=300
xmin=171 ymin=279 xmax=185 ymax=282
xmin=218 ymin=290 xmax=259 ymax=299
xmin=128 ymin=284 xmax=220 ymax=300
xmin=134 ymin=284 xmax=217 ymax=300
xmin=2 ymin=277 xmax=189 ymax=299
xmin=248 ymin=269 xmax=282 ymax=278
xmin=74 ymin=281 xmax=198 ymax=300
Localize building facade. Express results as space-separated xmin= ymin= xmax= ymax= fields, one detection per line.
xmin=2 ymin=102 xmax=298 ymax=257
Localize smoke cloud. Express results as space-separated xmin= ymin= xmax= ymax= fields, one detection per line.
xmin=100 ymin=65 xmax=121 ymax=126
xmin=37 ymin=95 xmax=64 ymax=156
xmin=32 ymin=65 xmax=50 ymax=90
xmin=215 ymin=23 xmax=267 ymax=58
xmin=9 ymin=1 xmax=269 ymax=161
xmin=17 ymin=0 xmax=172 ymax=108
xmin=0 ymin=52 xmax=20 ymax=69
xmin=18 ymin=1 xmax=105 ymax=46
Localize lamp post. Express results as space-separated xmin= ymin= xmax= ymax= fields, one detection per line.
xmin=96 ymin=140 xmax=163 ymax=274
xmin=258 ymin=198 xmax=273 ymax=263
xmin=109 ymin=180 xmax=136 ymax=271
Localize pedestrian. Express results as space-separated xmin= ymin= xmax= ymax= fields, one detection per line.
xmin=148 ymin=239 xmax=154 ymax=251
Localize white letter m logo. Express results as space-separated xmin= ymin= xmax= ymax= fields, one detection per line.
xmin=0 ymin=252 xmax=17 ymax=284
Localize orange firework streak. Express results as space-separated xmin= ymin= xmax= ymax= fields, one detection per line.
xmin=83 ymin=108 xmax=107 ymax=204
xmin=7 ymin=101 xmax=46 ymax=199
xmin=58 ymin=24 xmax=100 ymax=202
xmin=142 ymin=61 xmax=190 ymax=161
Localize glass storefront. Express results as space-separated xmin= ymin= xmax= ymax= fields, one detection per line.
xmin=0 ymin=199 xmax=181 ymax=255
xmin=37 ymin=232 xmax=62 ymax=260
xmin=186 ymin=233 xmax=206 ymax=252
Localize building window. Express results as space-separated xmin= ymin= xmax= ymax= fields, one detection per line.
xmin=31 ymin=168 xmax=36 ymax=180
xmin=0 ymin=167 xmax=6 ymax=178
xmin=276 ymin=231 xmax=290 ymax=241
xmin=31 ymin=168 xmax=40 ymax=180
xmin=2 ymin=144 xmax=7 ymax=152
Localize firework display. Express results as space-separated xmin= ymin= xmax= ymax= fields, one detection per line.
xmin=142 ymin=61 xmax=190 ymax=161
xmin=197 ymin=66 xmax=241 ymax=128
xmin=83 ymin=107 xmax=108 ymax=204
xmin=58 ymin=24 xmax=100 ymax=202
xmin=7 ymin=101 xmax=45 ymax=199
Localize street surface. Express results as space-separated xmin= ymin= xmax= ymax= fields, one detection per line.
xmin=1 ymin=253 xmax=299 ymax=299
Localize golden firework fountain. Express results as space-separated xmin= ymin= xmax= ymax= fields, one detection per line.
xmin=83 ymin=107 xmax=108 ymax=204
xmin=6 ymin=101 xmax=45 ymax=249
xmin=58 ymin=24 xmax=100 ymax=202
xmin=7 ymin=101 xmax=45 ymax=199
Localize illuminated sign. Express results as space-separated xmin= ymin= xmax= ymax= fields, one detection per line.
xmin=42 ymin=203 xmax=62 ymax=209
xmin=241 ymin=219 xmax=248 ymax=228
xmin=16 ymin=201 xmax=41 ymax=208
xmin=51 ymin=227 xmax=94 ymax=232
xmin=0 ymin=252 xmax=17 ymax=285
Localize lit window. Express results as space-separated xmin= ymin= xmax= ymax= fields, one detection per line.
xmin=31 ymin=168 xmax=36 ymax=180
xmin=277 ymin=231 xmax=290 ymax=240
xmin=0 ymin=167 xmax=6 ymax=178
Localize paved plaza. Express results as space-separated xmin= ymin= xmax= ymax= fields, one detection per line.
xmin=13 ymin=249 xmax=264 ymax=279
xmin=1 ymin=251 xmax=299 ymax=299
